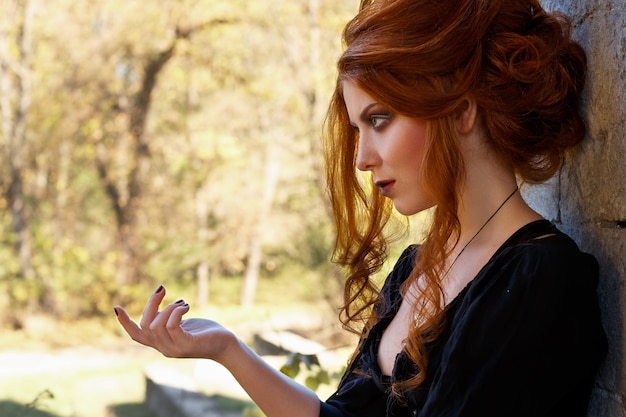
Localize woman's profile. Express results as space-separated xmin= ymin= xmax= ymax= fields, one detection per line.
xmin=114 ymin=0 xmax=607 ymax=416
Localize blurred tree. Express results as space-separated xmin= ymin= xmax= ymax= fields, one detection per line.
xmin=0 ymin=0 xmax=355 ymax=323
xmin=0 ymin=0 xmax=37 ymax=327
xmin=93 ymin=23 xmax=203 ymax=288
xmin=238 ymin=0 xmax=354 ymax=307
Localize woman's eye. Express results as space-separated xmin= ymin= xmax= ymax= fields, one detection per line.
xmin=370 ymin=114 xmax=391 ymax=129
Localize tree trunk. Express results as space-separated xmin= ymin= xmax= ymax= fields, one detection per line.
xmin=1 ymin=0 xmax=36 ymax=321
xmin=195 ymin=183 xmax=212 ymax=307
xmin=240 ymin=142 xmax=280 ymax=307
xmin=93 ymin=39 xmax=178 ymax=286
xmin=95 ymin=22 xmax=231 ymax=287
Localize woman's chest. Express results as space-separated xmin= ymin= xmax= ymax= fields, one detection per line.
xmin=377 ymin=294 xmax=415 ymax=375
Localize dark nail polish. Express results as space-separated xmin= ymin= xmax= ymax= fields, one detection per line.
xmin=113 ymin=307 xmax=119 ymax=317
xmin=154 ymin=285 xmax=164 ymax=294
xmin=175 ymin=299 xmax=185 ymax=304
xmin=182 ymin=303 xmax=189 ymax=308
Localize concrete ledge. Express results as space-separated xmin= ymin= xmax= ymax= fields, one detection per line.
xmin=144 ymin=362 xmax=251 ymax=417
xmin=143 ymin=330 xmax=343 ymax=417
xmin=253 ymin=330 xmax=327 ymax=367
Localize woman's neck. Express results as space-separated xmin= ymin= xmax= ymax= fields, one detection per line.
xmin=452 ymin=127 xmax=542 ymax=259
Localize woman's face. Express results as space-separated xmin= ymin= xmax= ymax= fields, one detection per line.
xmin=343 ymin=80 xmax=434 ymax=216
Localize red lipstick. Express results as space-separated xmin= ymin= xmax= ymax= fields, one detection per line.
xmin=375 ymin=180 xmax=395 ymax=195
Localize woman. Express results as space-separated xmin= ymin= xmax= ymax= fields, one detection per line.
xmin=114 ymin=0 xmax=607 ymax=416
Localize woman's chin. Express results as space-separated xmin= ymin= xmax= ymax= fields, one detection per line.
xmin=392 ymin=200 xmax=435 ymax=217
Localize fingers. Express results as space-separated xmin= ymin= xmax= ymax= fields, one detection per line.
xmin=166 ymin=302 xmax=191 ymax=337
xmin=114 ymin=286 xmax=191 ymax=356
xmin=113 ymin=285 xmax=168 ymax=344
xmin=148 ymin=299 xmax=187 ymax=346
xmin=139 ymin=285 xmax=167 ymax=329
xmin=114 ymin=305 xmax=150 ymax=346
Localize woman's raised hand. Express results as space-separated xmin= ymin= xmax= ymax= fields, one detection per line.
xmin=114 ymin=285 xmax=236 ymax=361
xmin=114 ymin=285 xmax=322 ymax=417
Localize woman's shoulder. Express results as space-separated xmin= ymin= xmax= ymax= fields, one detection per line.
xmin=374 ymin=245 xmax=419 ymax=314
xmin=384 ymin=244 xmax=419 ymax=283
xmin=477 ymin=220 xmax=600 ymax=299
xmin=495 ymin=220 xmax=597 ymax=272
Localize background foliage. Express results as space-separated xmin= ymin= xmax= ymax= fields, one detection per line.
xmin=0 ymin=0 xmax=360 ymax=327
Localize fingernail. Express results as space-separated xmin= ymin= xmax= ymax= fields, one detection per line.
xmin=154 ymin=285 xmax=164 ymax=294
xmin=175 ymin=299 xmax=185 ymax=304
xmin=113 ymin=307 xmax=119 ymax=317
xmin=182 ymin=303 xmax=189 ymax=308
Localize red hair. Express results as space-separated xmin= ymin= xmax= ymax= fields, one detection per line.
xmin=323 ymin=0 xmax=587 ymax=398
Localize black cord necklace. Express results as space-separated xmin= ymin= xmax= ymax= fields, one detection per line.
xmin=445 ymin=185 xmax=519 ymax=275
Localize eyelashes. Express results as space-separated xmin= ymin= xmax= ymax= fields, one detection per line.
xmin=350 ymin=104 xmax=394 ymax=132
xmin=369 ymin=114 xmax=392 ymax=129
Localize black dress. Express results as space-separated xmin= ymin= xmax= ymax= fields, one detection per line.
xmin=319 ymin=220 xmax=607 ymax=417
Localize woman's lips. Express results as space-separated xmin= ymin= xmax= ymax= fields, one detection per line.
xmin=375 ymin=180 xmax=395 ymax=195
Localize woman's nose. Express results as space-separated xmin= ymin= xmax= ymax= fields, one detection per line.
xmin=356 ymin=134 xmax=377 ymax=172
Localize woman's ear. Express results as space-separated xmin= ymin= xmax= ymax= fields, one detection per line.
xmin=454 ymin=97 xmax=478 ymax=135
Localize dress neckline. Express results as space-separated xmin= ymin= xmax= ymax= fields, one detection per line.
xmin=444 ymin=219 xmax=555 ymax=309
xmin=379 ymin=219 xmax=556 ymax=379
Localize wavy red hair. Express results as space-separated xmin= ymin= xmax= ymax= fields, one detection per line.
xmin=323 ymin=0 xmax=587 ymax=398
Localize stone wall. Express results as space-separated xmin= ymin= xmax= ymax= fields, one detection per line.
xmin=523 ymin=1 xmax=626 ymax=416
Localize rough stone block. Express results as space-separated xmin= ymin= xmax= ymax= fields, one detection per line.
xmin=523 ymin=2 xmax=626 ymax=417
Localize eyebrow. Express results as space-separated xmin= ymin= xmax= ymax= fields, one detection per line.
xmin=349 ymin=102 xmax=378 ymax=128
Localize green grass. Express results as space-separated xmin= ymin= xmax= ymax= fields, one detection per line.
xmin=0 ymin=357 xmax=156 ymax=417
xmin=0 ymin=313 xmax=168 ymax=417
xmin=0 ymin=299 xmax=346 ymax=417
xmin=0 ymin=244 xmax=370 ymax=417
